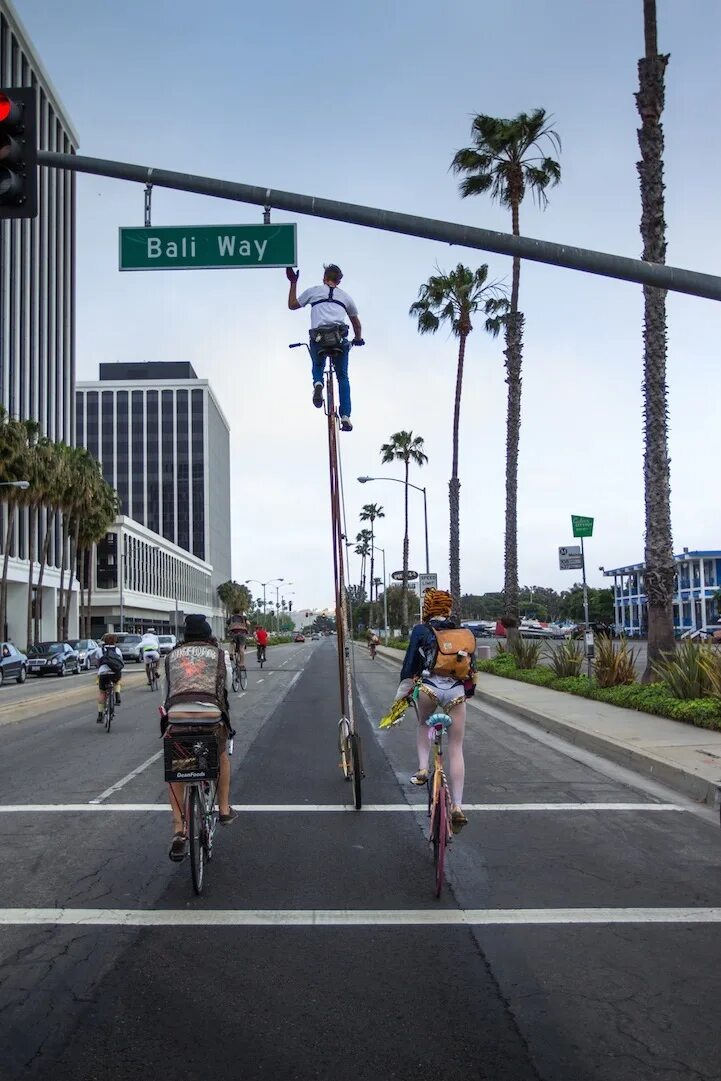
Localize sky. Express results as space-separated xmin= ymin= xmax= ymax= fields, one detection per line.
xmin=11 ymin=0 xmax=721 ymax=611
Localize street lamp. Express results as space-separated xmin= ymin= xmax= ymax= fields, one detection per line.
xmin=245 ymin=577 xmax=284 ymax=627
xmin=274 ymin=581 xmax=293 ymax=632
xmin=358 ymin=475 xmax=429 ymax=574
xmin=0 ymin=480 xmax=30 ymax=489
xmin=372 ymin=543 xmax=389 ymax=644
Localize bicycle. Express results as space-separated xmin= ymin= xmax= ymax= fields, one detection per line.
xmin=369 ymin=640 xmax=377 ymax=661
xmin=231 ymin=650 xmax=247 ymax=693
xmin=100 ymin=679 xmax=115 ymax=734
xmin=164 ymin=721 xmax=226 ymax=895
xmin=425 ymin=710 xmax=454 ymax=898
xmin=145 ymin=656 xmax=160 ymax=691
xmin=256 ymin=642 xmax=266 ymax=669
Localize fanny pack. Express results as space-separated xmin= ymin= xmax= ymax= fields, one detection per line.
xmin=310 ymin=322 xmax=349 ymax=355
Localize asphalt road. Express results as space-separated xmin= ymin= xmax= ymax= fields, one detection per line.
xmin=1 ymin=639 xmax=719 ymax=1081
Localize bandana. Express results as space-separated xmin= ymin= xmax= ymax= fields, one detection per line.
xmin=422 ymin=588 xmax=453 ymax=621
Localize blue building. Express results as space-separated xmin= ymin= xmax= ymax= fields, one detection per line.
xmin=603 ymin=550 xmax=721 ymax=636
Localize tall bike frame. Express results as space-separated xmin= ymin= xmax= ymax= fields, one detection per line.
xmin=290 ymin=340 xmax=364 ymax=808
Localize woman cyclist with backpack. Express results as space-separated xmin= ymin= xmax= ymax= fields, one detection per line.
xmin=394 ymin=589 xmax=476 ymax=831
xmin=93 ymin=633 xmax=125 ymax=723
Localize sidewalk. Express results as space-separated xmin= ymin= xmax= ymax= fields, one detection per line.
xmin=375 ymin=646 xmax=721 ymax=807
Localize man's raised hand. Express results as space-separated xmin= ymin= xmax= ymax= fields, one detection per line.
xmin=285 ymin=267 xmax=299 ymax=283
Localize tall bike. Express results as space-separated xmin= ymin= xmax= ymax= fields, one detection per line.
xmin=410 ymin=692 xmax=453 ymax=898
xmin=290 ymin=337 xmax=364 ymax=809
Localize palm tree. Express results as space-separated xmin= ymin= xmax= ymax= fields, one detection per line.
xmin=636 ymin=0 xmax=674 ymax=676
xmin=410 ymin=264 xmax=508 ymax=621
xmin=34 ymin=441 xmax=69 ymax=644
xmin=380 ymin=431 xmax=428 ymax=633
xmin=451 ymin=110 xmax=560 ymax=635
xmin=0 ymin=408 xmax=27 ymax=639
xmin=355 ymin=529 xmax=372 ymax=596
xmin=359 ymin=503 xmax=385 ymax=628
xmin=76 ymin=471 xmax=117 ymax=639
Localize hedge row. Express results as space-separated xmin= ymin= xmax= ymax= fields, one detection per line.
xmin=476 ymin=655 xmax=721 ymax=731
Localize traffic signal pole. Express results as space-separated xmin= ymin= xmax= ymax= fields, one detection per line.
xmin=37 ymin=150 xmax=721 ymax=302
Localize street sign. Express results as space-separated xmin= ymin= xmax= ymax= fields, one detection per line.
xmin=559 ymin=546 xmax=583 ymax=571
xmin=418 ymin=573 xmax=438 ymax=595
xmin=571 ymin=514 xmax=594 ymax=538
xmin=391 ymin=570 xmax=419 ymax=582
xmin=119 ymin=223 xmax=297 ymax=271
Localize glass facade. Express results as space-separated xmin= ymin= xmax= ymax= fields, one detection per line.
xmin=176 ymin=389 xmax=189 ymax=552
xmin=116 ymin=390 xmax=128 ymax=515
xmin=191 ymin=389 xmax=205 ymax=559
xmin=146 ymin=390 xmax=159 ymax=535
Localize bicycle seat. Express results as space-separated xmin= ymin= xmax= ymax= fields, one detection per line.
xmin=426 ymin=711 xmax=453 ymax=729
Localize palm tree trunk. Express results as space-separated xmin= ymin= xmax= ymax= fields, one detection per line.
xmin=63 ymin=517 xmax=80 ymax=639
xmin=637 ymin=0 xmax=674 ymax=677
xmin=503 ymin=199 xmax=523 ymax=641
xmin=0 ymin=501 xmax=17 ymax=640
xmin=26 ymin=505 xmax=36 ymax=649
xmin=401 ymin=460 xmax=410 ymax=633
xmin=87 ymin=543 xmax=95 ymax=639
xmin=35 ymin=513 xmax=53 ymax=645
xmin=57 ymin=513 xmax=69 ymax=639
xmin=369 ymin=522 xmax=375 ymax=629
xmin=449 ymin=333 xmax=468 ymax=622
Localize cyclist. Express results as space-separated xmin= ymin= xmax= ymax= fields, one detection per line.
xmin=227 ymin=609 xmax=250 ymax=668
xmin=140 ymin=627 xmax=161 ymax=684
xmin=163 ymin=613 xmax=236 ymax=861
xmin=394 ymin=588 xmax=477 ymax=832
xmin=93 ymin=633 xmax=124 ymax=723
xmin=366 ymin=628 xmax=380 ymax=659
xmin=286 ymin=263 xmax=364 ymax=432
xmin=254 ymin=624 xmax=269 ymax=664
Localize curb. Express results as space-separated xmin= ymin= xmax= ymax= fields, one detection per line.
xmin=374 ymin=646 xmax=721 ymax=809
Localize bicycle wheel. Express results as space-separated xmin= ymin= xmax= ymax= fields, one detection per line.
xmin=231 ymin=663 xmax=240 ymax=693
xmin=203 ymin=782 xmax=218 ymax=862
xmin=189 ymin=787 xmax=204 ymax=894
xmin=338 ymin=718 xmax=351 ymax=779
xmin=349 ymin=731 xmax=363 ymax=810
xmin=239 ymin=666 xmax=248 ymax=691
xmin=431 ymin=784 xmax=449 ymax=899
xmin=104 ymin=691 xmax=113 ymax=734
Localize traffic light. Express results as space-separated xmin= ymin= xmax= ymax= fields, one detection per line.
xmin=0 ymin=87 xmax=37 ymax=220
xmin=288 ymin=601 xmax=293 ymax=612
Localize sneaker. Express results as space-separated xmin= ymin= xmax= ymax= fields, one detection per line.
xmin=340 ymin=416 xmax=353 ymax=432
xmin=115 ymin=693 xmax=121 ymax=705
xmin=96 ymin=712 xmax=104 ymax=724
xmin=219 ymin=808 xmax=238 ymax=825
xmin=169 ymin=833 xmax=187 ymax=862
xmin=312 ymin=383 xmax=323 ymax=408
xmin=451 ymin=806 xmax=468 ymax=833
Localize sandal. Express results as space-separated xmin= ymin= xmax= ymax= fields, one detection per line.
xmin=169 ymin=832 xmax=187 ymax=862
xmin=451 ymin=806 xmax=468 ymax=834
xmin=410 ymin=769 xmax=428 ymax=786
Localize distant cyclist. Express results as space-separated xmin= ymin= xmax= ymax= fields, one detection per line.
xmin=255 ymin=624 xmax=269 ymax=664
xmin=140 ymin=627 xmax=161 ymax=684
xmin=286 ymin=263 xmax=364 ymax=432
xmin=366 ymin=628 xmax=379 ymax=659
xmin=227 ymin=609 xmax=250 ymax=667
xmin=93 ymin=633 xmax=124 ymax=722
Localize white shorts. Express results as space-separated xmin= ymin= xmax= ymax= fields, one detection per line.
xmin=143 ymin=651 xmax=160 ymax=663
xmin=419 ymin=675 xmax=466 ymax=712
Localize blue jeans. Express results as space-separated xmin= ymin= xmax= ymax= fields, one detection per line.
xmin=310 ymin=341 xmax=351 ymax=418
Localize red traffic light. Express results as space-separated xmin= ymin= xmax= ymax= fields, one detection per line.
xmin=0 ymin=87 xmax=37 ymax=220
xmin=0 ymin=93 xmax=19 ymax=125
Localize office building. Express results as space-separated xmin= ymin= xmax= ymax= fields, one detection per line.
xmin=603 ymin=549 xmax=721 ymax=635
xmin=0 ymin=0 xmax=79 ymax=641
xmin=76 ymin=363 xmax=231 ymax=635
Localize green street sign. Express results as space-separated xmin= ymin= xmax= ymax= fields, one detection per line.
xmin=571 ymin=514 xmax=594 ymax=538
xmin=119 ymin=223 xmax=297 ymax=271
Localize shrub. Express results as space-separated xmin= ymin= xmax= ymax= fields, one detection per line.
xmin=593 ymin=635 xmax=636 ymax=687
xmin=509 ymin=636 xmax=543 ymax=670
xmin=653 ymin=640 xmax=716 ymax=699
xmin=495 ymin=641 xmax=507 ymax=655
xmin=545 ymin=639 xmax=584 ymax=678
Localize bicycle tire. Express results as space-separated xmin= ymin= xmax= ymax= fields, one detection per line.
xmin=239 ymin=666 xmax=248 ymax=691
xmin=104 ymin=691 xmax=113 ymax=734
xmin=202 ymin=782 xmax=217 ymax=863
xmin=349 ymin=731 xmax=363 ymax=810
xmin=338 ymin=718 xmax=351 ymax=780
xmin=432 ymin=785 xmax=449 ymax=899
xmin=231 ymin=665 xmax=240 ymax=693
xmin=189 ymin=787 xmax=204 ymax=894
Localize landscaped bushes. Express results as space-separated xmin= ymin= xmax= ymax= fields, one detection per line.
xmin=476 ymin=654 xmax=721 ymax=731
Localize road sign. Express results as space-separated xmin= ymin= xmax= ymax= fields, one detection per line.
xmin=571 ymin=514 xmax=594 ymax=538
xmin=559 ymin=546 xmax=583 ymax=571
xmin=418 ymin=573 xmax=438 ymax=595
xmin=119 ymin=223 xmax=297 ymax=271
xmin=391 ymin=570 xmax=419 ymax=582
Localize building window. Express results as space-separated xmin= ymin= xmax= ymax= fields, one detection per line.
xmin=116 ymin=390 xmax=129 ymax=516
xmin=86 ymin=391 xmax=99 ymax=460
xmin=177 ymin=389 xmax=189 ymax=552
xmin=146 ymin=390 xmax=159 ymax=535
xmin=161 ymin=390 xmax=175 ymax=543
xmin=131 ymin=390 xmax=144 ymax=522
xmin=101 ymin=391 xmax=114 ymax=488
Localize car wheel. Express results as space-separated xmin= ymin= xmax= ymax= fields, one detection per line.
xmin=0 ymin=668 xmax=4 ymax=687
xmin=57 ymin=664 xmax=65 ymax=677
xmin=74 ymin=661 xmax=80 ymax=675
xmin=16 ymin=665 xmax=26 ymax=684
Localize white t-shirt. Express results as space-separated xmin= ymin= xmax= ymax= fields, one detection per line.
xmin=297 ymin=284 xmax=358 ymax=329
xmin=140 ymin=633 xmax=160 ymax=653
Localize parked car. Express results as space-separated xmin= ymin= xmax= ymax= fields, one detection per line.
xmin=67 ymin=638 xmax=99 ymax=670
xmin=0 ymin=641 xmax=28 ymax=686
xmin=26 ymin=641 xmax=80 ymax=677
xmin=116 ymin=633 xmax=143 ymax=662
xmin=311 ymin=633 xmax=320 ymax=641
xmin=294 ymin=633 xmax=306 ymax=643
xmin=158 ymin=634 xmax=177 ymax=655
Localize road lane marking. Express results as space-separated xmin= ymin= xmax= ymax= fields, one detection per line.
xmin=0 ymin=907 xmax=719 ymax=927
xmin=88 ymin=751 xmax=164 ymax=804
xmin=0 ymin=802 xmax=687 ymax=813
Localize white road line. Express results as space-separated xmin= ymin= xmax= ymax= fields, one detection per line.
xmin=0 ymin=907 xmax=719 ymax=927
xmin=0 ymin=802 xmax=686 ymax=814
xmin=88 ymin=750 xmax=164 ymax=805
xmin=257 ymin=679 xmax=264 ymax=684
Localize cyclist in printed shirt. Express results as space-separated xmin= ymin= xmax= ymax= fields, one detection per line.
xmin=140 ymin=627 xmax=161 ymax=682
xmin=227 ymin=609 xmax=250 ymax=665
xmin=254 ymin=624 xmax=269 ymax=663
xmin=93 ymin=633 xmax=124 ymax=723
xmin=286 ymin=263 xmax=364 ymax=432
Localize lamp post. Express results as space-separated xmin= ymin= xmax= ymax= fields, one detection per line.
xmin=358 ymin=475 xmax=429 ymax=574
xmin=245 ymin=577 xmax=284 ymax=629
xmin=273 ymin=581 xmax=292 ymax=632
xmin=372 ymin=543 xmax=388 ymax=644
xmin=0 ymin=480 xmax=30 ymax=489
xmin=281 ymin=590 xmax=295 ymax=632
